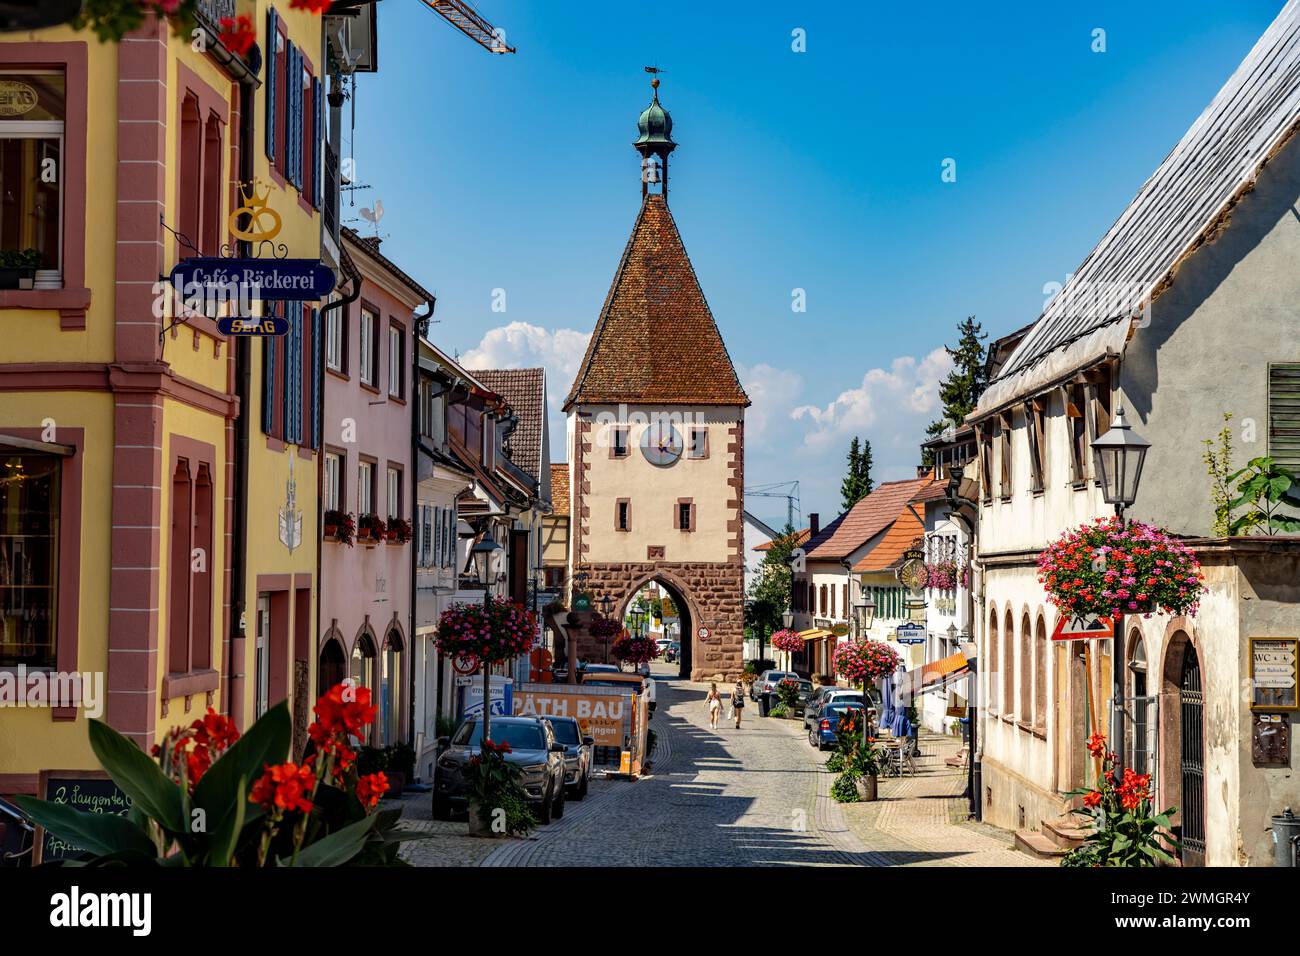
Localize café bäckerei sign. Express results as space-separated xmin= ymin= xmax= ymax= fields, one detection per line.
xmin=168 ymin=181 xmax=335 ymax=337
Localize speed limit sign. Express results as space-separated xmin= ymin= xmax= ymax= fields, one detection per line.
xmin=697 ymin=626 xmax=711 ymax=640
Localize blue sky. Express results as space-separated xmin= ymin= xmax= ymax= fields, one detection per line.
xmin=349 ymin=0 xmax=1283 ymax=527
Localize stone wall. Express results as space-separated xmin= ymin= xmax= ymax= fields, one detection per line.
xmin=574 ymin=561 xmax=745 ymax=681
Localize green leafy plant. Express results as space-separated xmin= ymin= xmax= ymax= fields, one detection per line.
xmin=834 ymin=708 xmax=885 ymax=776
xmin=775 ymin=678 xmax=802 ymax=711
xmin=15 ymin=686 xmax=416 ymax=866
xmin=463 ymin=740 xmax=534 ymax=837
xmin=768 ymin=703 xmax=789 ymax=719
xmin=0 ymin=248 xmax=42 ymax=270
xmin=1225 ymin=457 xmax=1300 ymax=536
xmin=825 ymin=751 xmax=845 ymax=773
xmin=1202 ymin=413 xmax=1236 ymax=537
xmin=830 ymin=771 xmax=861 ymax=803
xmin=1061 ymin=733 xmax=1179 ymax=868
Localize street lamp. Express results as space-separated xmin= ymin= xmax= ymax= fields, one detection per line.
xmin=782 ymin=607 xmax=793 ymax=629
xmin=854 ymin=592 xmax=876 ymax=635
xmin=470 ymin=528 xmax=502 ymax=743
xmin=599 ymin=594 xmax=614 ymax=664
xmin=1090 ymin=403 xmax=1150 ymax=777
xmin=1090 ymin=405 xmax=1150 ymax=523
xmin=947 ymin=622 xmax=959 ymax=650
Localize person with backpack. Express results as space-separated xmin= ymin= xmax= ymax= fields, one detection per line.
xmin=731 ymin=680 xmax=746 ymax=729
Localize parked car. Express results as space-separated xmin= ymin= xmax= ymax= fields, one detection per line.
xmin=808 ymin=702 xmax=865 ymax=750
xmin=788 ymin=678 xmax=815 ymax=714
xmin=544 ymin=716 xmax=595 ymax=800
xmin=655 ymin=638 xmax=672 ymax=657
xmin=751 ymin=669 xmax=799 ymax=701
xmin=803 ymin=688 xmax=865 ymax=731
xmin=432 ymin=716 xmax=567 ymax=823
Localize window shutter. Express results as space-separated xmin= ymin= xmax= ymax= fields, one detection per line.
xmin=284 ymin=303 xmax=301 ymax=444
xmin=289 ymin=45 xmax=301 ymax=187
xmin=1270 ymin=364 xmax=1300 ymax=471
xmin=262 ymin=335 xmax=276 ymax=434
xmin=264 ymin=8 xmax=278 ymax=160
xmin=312 ymin=76 xmax=323 ymax=208
xmin=311 ymin=307 xmax=322 ymax=449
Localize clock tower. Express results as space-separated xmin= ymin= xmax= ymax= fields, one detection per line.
xmin=563 ymin=78 xmax=749 ymax=680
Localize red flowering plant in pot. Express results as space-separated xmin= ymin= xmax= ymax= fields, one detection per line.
xmin=833 ymin=640 xmax=903 ymax=692
xmin=1037 ymin=516 xmax=1205 ymax=623
xmin=434 ymin=597 xmax=538 ymax=836
xmin=1061 ymin=733 xmax=1179 ymax=867
xmin=14 ymin=684 xmax=415 ymax=866
xmin=387 ymin=516 xmax=413 ymax=543
xmin=771 ymin=628 xmax=804 ymax=654
xmin=611 ymin=632 xmax=657 ymax=667
xmin=588 ymin=615 xmax=623 ymax=640
xmin=323 ymin=509 xmax=355 ymax=547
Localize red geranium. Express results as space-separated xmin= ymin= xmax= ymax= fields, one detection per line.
xmin=771 ymin=628 xmax=804 ymax=653
xmin=250 ymin=761 xmax=316 ymax=814
xmin=218 ymin=14 xmax=255 ymax=55
xmin=355 ymin=772 xmax=389 ymax=810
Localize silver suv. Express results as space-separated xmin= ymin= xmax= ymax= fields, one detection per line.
xmin=544 ymin=716 xmax=595 ymax=800
xmin=432 ymin=716 xmax=567 ymax=823
xmin=751 ymin=669 xmax=800 ymax=701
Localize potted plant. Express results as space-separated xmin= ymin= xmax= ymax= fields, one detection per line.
xmin=1038 ymin=516 xmax=1206 ymax=622
xmin=463 ymin=739 xmax=535 ymax=837
xmin=0 ymin=248 xmax=42 ymax=290
xmin=611 ymin=632 xmax=656 ymax=668
xmin=356 ymin=513 xmax=385 ymax=544
xmin=323 ymin=509 xmax=356 ymax=547
xmin=829 ymin=708 xmax=885 ymax=802
xmin=1062 ymin=733 xmax=1179 ymax=867
xmin=387 ymin=516 xmax=413 ymax=543
xmin=833 ymin=640 xmax=902 ymax=696
xmin=774 ymin=677 xmax=802 ymax=717
xmin=13 ymin=684 xmax=413 ymax=866
xmin=434 ymin=596 xmax=539 ymax=836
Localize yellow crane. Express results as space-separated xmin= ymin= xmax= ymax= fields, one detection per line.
xmin=419 ymin=0 xmax=516 ymax=54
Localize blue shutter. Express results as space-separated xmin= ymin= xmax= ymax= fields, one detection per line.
xmin=289 ymin=303 xmax=303 ymax=444
xmin=311 ymin=76 xmax=322 ymax=209
xmin=285 ymin=45 xmax=297 ymax=186
xmin=311 ymin=307 xmax=322 ymax=449
xmin=264 ymin=8 xmax=277 ymax=161
xmin=291 ymin=46 xmax=303 ymax=189
xmin=282 ymin=303 xmax=294 ymax=443
xmin=262 ymin=334 xmax=276 ymax=435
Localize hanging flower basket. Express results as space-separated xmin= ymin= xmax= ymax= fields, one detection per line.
xmin=771 ymin=628 xmax=804 ymax=653
xmin=588 ymin=616 xmax=623 ymax=640
xmin=611 ymin=633 xmax=656 ymax=665
xmin=1037 ymin=517 xmax=1205 ymax=622
xmin=435 ymin=597 xmax=538 ymax=665
xmin=833 ymin=640 xmax=902 ymax=687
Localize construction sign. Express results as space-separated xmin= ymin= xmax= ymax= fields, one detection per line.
xmin=1050 ymin=614 xmax=1115 ymax=642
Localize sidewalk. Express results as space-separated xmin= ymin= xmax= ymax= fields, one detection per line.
xmin=837 ymin=733 xmax=1053 ymax=867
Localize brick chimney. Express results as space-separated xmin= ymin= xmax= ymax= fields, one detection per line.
xmin=809 ymin=513 xmax=819 ymax=536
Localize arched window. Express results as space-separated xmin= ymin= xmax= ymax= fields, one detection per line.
xmin=1034 ymin=615 xmax=1048 ymax=730
xmin=380 ymin=627 xmax=404 ymax=746
xmin=350 ymin=631 xmax=376 ymax=691
xmin=1004 ymin=609 xmax=1016 ymax=714
xmin=1020 ymin=612 xmax=1032 ymax=721
xmin=319 ymin=635 xmax=346 ymax=696
xmin=987 ymin=607 xmax=999 ymax=714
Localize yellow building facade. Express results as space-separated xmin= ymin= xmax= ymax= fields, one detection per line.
xmin=0 ymin=2 xmax=326 ymax=793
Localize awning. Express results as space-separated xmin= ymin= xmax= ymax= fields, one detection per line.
xmin=899 ymin=644 xmax=976 ymax=697
xmin=798 ymin=628 xmax=833 ymax=642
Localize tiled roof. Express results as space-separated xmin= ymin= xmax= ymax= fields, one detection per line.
xmin=908 ymin=479 xmax=949 ymax=505
xmin=803 ymin=477 xmax=931 ymax=561
xmin=754 ymin=527 xmax=810 ymax=552
xmin=472 ymin=368 xmax=546 ymax=484
xmin=977 ymin=1 xmax=1300 ymax=414
xmin=564 ymin=194 xmax=749 ymax=409
xmin=550 ymin=463 xmax=570 ymax=517
xmin=852 ymin=505 xmax=924 ymax=572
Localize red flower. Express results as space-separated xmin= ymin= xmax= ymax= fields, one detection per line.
xmin=1083 ymin=790 xmax=1102 ymax=808
xmin=355 ymin=772 xmax=389 ymax=810
xmin=314 ymin=682 xmax=378 ymax=736
xmin=218 ymin=14 xmax=255 ymax=56
xmin=250 ymin=761 xmax=316 ymax=813
xmin=1086 ymin=731 xmax=1107 ymax=758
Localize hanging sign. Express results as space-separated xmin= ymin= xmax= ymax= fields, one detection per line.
xmin=216 ymin=316 xmax=291 ymax=336
xmin=170 ymin=258 xmax=336 ymax=301
xmin=895 ymin=622 xmax=927 ymax=644
xmin=1050 ymin=614 xmax=1115 ymax=642
xmin=1250 ymin=637 xmax=1298 ymax=711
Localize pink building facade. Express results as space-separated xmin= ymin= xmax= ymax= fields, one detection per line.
xmin=318 ymin=230 xmax=432 ymax=747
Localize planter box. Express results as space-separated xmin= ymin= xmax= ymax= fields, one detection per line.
xmin=0 ymin=267 xmax=35 ymax=291
xmin=854 ymin=773 xmax=878 ymax=802
xmin=467 ymin=805 xmax=500 ymax=838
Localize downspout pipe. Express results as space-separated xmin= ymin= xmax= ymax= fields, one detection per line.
xmin=945 ymin=470 xmax=981 ymax=820
xmin=409 ymin=299 xmax=435 ymax=752
xmin=226 ymin=58 xmax=260 ymax=725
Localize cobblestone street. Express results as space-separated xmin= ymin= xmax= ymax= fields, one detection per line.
xmin=398 ymin=666 xmax=1051 ymax=867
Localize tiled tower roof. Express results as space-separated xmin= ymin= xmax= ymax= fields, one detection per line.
xmin=564 ymin=194 xmax=749 ymax=410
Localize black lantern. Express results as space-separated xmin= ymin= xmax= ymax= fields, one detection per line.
xmin=854 ymin=593 xmax=876 ymax=633
xmin=471 ymin=528 xmax=502 ymax=589
xmin=1091 ymin=405 xmax=1150 ymax=520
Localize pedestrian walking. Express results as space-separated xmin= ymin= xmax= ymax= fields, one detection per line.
xmin=706 ymin=683 xmax=722 ymax=730
xmin=731 ymin=680 xmax=745 ymax=728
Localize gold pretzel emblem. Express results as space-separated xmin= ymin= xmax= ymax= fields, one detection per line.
xmin=228 ymin=179 xmax=282 ymax=242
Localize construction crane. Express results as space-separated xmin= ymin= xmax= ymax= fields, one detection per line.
xmin=745 ymin=481 xmax=801 ymax=530
xmin=420 ymin=0 xmax=516 ymax=54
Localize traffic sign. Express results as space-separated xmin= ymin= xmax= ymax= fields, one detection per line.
xmin=1050 ymin=614 xmax=1115 ymax=642
xmin=895 ymin=622 xmax=926 ymax=645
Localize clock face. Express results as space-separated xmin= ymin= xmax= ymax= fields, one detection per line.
xmin=641 ymin=421 xmax=684 ymax=466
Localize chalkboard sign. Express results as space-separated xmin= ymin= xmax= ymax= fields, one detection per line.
xmin=34 ymin=770 xmax=133 ymax=864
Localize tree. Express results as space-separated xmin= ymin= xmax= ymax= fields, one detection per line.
xmin=924 ymin=316 xmax=989 ymax=462
xmin=840 ymin=437 xmax=874 ymax=512
xmin=747 ymin=524 xmax=800 ymax=659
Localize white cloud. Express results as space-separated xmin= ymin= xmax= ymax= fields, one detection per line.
xmin=460 ymin=321 xmax=591 ymax=418
xmin=737 ymin=362 xmax=804 ymax=448
xmin=791 ymin=348 xmax=952 ymax=451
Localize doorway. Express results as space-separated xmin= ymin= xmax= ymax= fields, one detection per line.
xmin=1178 ymin=644 xmax=1205 ymax=866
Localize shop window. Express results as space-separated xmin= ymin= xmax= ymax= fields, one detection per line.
xmin=0 ymin=71 xmax=64 ymax=284
xmin=0 ymin=455 xmax=59 ymax=667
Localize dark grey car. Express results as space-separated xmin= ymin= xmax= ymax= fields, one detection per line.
xmin=544 ymin=716 xmax=595 ymax=800
xmin=432 ymin=716 xmax=567 ymax=823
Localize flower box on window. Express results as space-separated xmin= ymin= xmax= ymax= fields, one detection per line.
xmin=386 ymin=516 xmax=412 ymax=544
xmin=356 ymin=513 xmax=385 ymax=545
xmin=323 ymin=509 xmax=355 ymax=547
